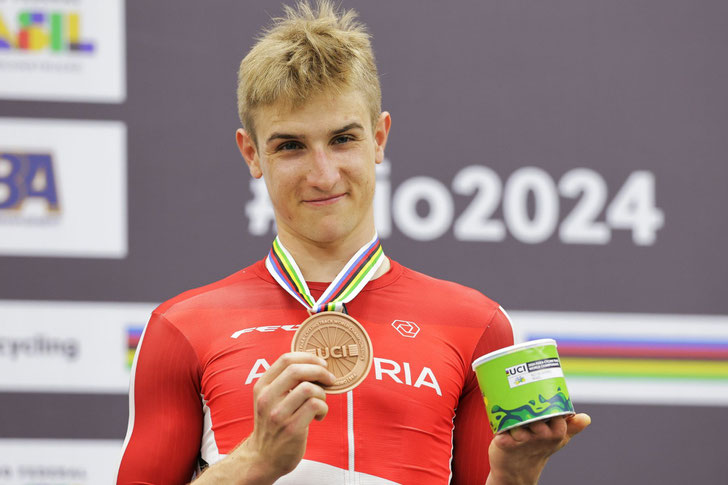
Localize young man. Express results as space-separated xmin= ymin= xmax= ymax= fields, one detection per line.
xmin=116 ymin=2 xmax=590 ymax=484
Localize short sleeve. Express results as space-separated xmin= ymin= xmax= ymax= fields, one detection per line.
xmin=450 ymin=306 xmax=515 ymax=485
xmin=116 ymin=313 xmax=203 ymax=485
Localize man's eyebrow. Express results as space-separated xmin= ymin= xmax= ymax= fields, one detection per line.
xmin=265 ymin=123 xmax=364 ymax=145
xmin=331 ymin=122 xmax=364 ymax=135
xmin=266 ymin=132 xmax=301 ymax=145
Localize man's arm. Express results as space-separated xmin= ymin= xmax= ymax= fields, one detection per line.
xmin=116 ymin=313 xmax=203 ymax=484
xmin=451 ymin=306 xmax=591 ymax=485
xmin=451 ymin=306 xmax=515 ymax=484
xmin=193 ymin=352 xmax=335 ymax=485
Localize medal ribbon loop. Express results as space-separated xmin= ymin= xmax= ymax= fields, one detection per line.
xmin=265 ymin=234 xmax=385 ymax=313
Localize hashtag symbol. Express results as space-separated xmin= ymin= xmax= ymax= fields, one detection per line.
xmin=246 ymin=178 xmax=277 ymax=235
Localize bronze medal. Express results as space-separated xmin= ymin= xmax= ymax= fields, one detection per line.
xmin=291 ymin=311 xmax=373 ymax=394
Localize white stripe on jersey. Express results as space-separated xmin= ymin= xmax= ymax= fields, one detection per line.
xmin=200 ymin=395 xmax=224 ymax=464
xmin=346 ymin=390 xmax=355 ymax=484
xmin=499 ymin=305 xmax=518 ymax=343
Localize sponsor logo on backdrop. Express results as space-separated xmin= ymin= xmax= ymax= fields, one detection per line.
xmin=0 ymin=439 xmax=122 ymax=484
xmin=0 ymin=300 xmax=154 ymax=393
xmin=0 ymin=118 xmax=127 ymax=258
xmin=0 ymin=9 xmax=94 ymax=52
xmin=247 ymin=161 xmax=664 ymax=246
xmin=0 ymin=0 xmax=125 ymax=102
xmin=0 ymin=464 xmax=87 ymax=482
xmin=0 ymin=151 xmax=61 ymax=222
xmin=0 ymin=334 xmax=78 ymax=361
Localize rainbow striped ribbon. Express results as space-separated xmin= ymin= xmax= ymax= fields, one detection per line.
xmin=265 ymin=234 xmax=385 ymax=313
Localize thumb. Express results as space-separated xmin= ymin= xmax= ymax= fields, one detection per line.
xmin=566 ymin=413 xmax=591 ymax=438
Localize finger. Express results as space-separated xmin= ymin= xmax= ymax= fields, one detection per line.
xmin=508 ymin=424 xmax=533 ymax=443
xmin=288 ymin=396 xmax=330 ymax=432
xmin=271 ymin=381 xmax=327 ymax=424
xmin=527 ymin=419 xmax=553 ymax=439
xmin=256 ymin=352 xmax=328 ymax=387
xmin=492 ymin=429 xmax=514 ymax=449
xmin=566 ymin=413 xmax=592 ymax=437
xmin=265 ymin=362 xmax=336 ymax=400
xmin=543 ymin=415 xmax=567 ymax=435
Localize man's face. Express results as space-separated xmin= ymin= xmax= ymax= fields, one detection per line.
xmin=237 ymin=89 xmax=391 ymax=248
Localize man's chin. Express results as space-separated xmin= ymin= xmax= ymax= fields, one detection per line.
xmin=301 ymin=222 xmax=355 ymax=246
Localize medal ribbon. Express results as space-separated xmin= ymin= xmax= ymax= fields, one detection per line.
xmin=265 ymin=234 xmax=385 ymax=313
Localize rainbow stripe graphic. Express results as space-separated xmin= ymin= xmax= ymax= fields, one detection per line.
xmin=528 ymin=335 xmax=728 ymax=381
xmin=126 ymin=326 xmax=144 ymax=369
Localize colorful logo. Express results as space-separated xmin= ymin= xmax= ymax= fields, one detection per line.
xmin=0 ymin=10 xmax=95 ymax=52
xmin=126 ymin=326 xmax=144 ymax=369
xmin=0 ymin=152 xmax=60 ymax=214
xmin=391 ymin=320 xmax=420 ymax=338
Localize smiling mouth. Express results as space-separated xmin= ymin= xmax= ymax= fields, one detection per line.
xmin=304 ymin=193 xmax=346 ymax=206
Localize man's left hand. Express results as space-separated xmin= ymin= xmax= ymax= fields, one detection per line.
xmin=486 ymin=413 xmax=591 ymax=485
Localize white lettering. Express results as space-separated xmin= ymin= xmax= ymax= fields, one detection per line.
xmin=373 ymin=358 xmax=441 ymax=396
xmin=231 ymin=324 xmax=301 ymax=338
xmin=403 ymin=361 xmax=412 ymax=385
xmin=373 ymin=357 xmax=403 ymax=383
xmin=244 ymin=358 xmax=271 ymax=385
xmin=230 ymin=328 xmax=255 ymax=339
xmin=414 ymin=367 xmax=442 ymax=396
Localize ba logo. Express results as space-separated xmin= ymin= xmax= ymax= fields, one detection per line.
xmin=0 ymin=152 xmax=60 ymax=215
xmin=0 ymin=10 xmax=95 ymax=52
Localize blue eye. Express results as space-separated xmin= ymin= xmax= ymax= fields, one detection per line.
xmin=332 ymin=135 xmax=354 ymax=145
xmin=277 ymin=141 xmax=302 ymax=151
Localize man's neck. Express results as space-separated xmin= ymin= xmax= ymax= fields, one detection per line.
xmin=277 ymin=232 xmax=389 ymax=283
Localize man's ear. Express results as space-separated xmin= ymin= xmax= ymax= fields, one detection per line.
xmin=374 ymin=111 xmax=392 ymax=164
xmin=236 ymin=129 xmax=263 ymax=178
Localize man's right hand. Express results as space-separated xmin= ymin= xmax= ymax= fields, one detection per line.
xmin=237 ymin=352 xmax=336 ymax=482
xmin=192 ymin=352 xmax=334 ymax=485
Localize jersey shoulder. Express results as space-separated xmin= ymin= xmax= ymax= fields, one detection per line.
xmin=153 ymin=260 xmax=267 ymax=319
xmin=393 ymin=261 xmax=502 ymax=324
xmin=396 ymin=262 xmax=499 ymax=307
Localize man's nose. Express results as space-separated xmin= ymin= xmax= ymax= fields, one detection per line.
xmin=307 ymin=147 xmax=341 ymax=190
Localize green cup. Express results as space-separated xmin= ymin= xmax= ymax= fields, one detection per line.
xmin=472 ymin=338 xmax=575 ymax=434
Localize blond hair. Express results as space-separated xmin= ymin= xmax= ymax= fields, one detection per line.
xmin=237 ymin=1 xmax=381 ymax=143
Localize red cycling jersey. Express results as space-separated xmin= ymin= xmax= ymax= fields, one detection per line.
xmin=116 ymin=259 xmax=514 ymax=485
